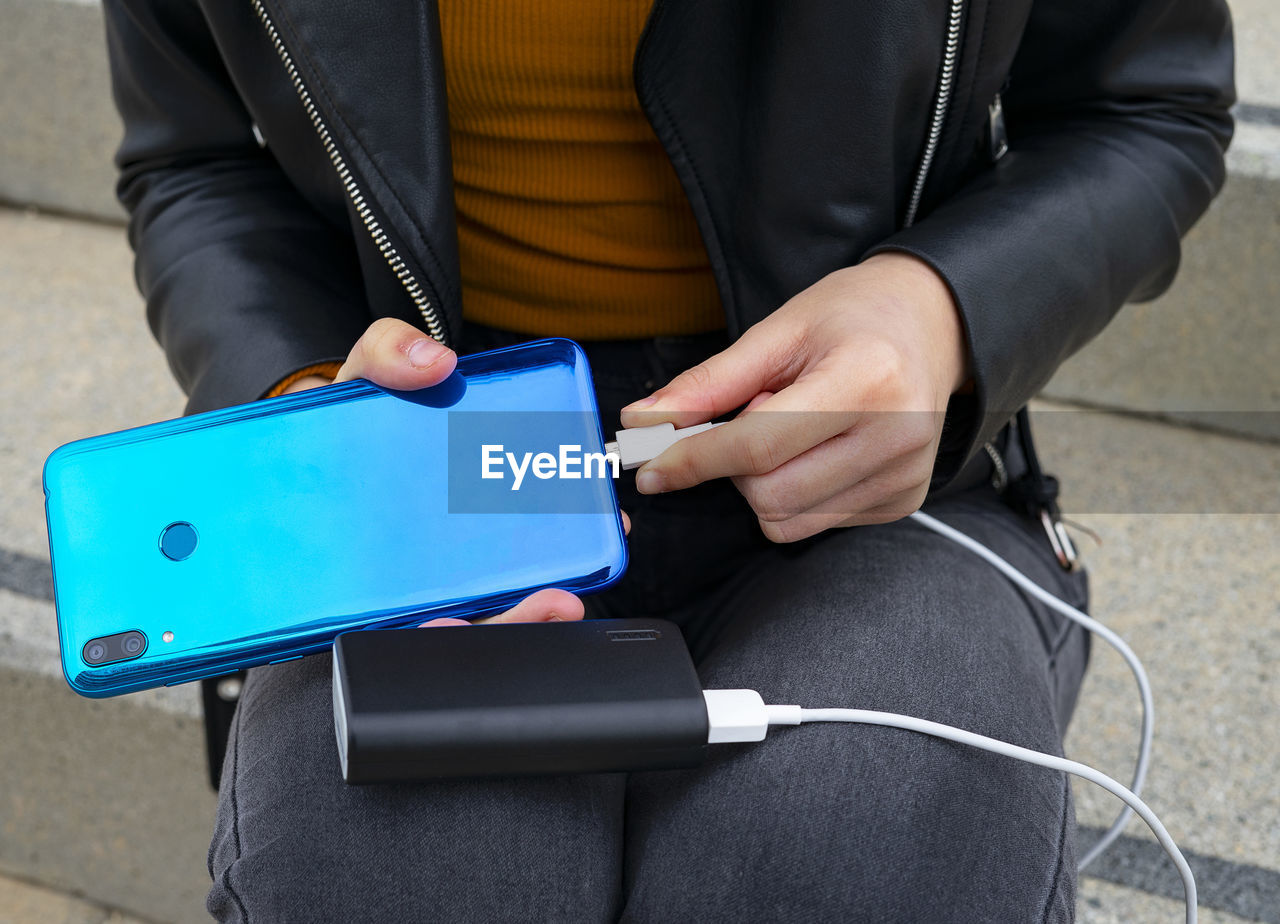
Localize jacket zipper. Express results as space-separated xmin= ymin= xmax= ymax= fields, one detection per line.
xmin=250 ymin=0 xmax=447 ymax=344
xmin=904 ymin=0 xmax=964 ymax=228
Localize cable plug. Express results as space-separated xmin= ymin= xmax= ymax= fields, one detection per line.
xmin=703 ymin=690 xmax=769 ymax=743
xmin=605 ymin=422 xmax=724 ymax=471
xmin=702 ymin=690 xmax=802 ymax=743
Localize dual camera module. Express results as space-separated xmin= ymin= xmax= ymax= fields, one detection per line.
xmin=82 ymin=630 xmax=147 ymax=666
xmin=79 ymin=522 xmax=192 ymax=666
xmin=79 ymin=522 xmax=194 ymax=666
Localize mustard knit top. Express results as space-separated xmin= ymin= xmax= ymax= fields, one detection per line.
xmin=439 ymin=0 xmax=723 ymax=339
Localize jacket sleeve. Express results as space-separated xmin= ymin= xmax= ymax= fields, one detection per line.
xmin=867 ymin=0 xmax=1235 ymax=483
xmin=104 ymin=0 xmax=371 ymax=414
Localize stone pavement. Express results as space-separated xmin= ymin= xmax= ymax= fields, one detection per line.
xmin=0 ymin=871 xmax=150 ymax=924
xmin=0 ymin=210 xmax=211 ymax=924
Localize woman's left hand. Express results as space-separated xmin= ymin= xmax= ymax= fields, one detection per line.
xmin=619 ymin=252 xmax=970 ymax=543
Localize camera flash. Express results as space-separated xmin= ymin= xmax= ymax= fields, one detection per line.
xmin=162 ymin=631 xmax=175 ymax=643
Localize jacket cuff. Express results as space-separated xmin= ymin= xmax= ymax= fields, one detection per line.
xmin=262 ymin=362 xmax=345 ymax=399
xmin=862 ymin=139 xmax=1187 ymax=486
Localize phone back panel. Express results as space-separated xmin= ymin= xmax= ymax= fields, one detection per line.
xmin=44 ymin=339 xmax=627 ymax=696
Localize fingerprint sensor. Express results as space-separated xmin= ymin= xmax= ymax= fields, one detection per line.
xmin=159 ymin=522 xmax=198 ymax=561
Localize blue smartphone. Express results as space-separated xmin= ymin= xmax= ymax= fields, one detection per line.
xmin=44 ymin=338 xmax=627 ymax=697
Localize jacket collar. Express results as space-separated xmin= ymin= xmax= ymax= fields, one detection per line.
xmin=257 ymin=0 xmax=462 ymax=339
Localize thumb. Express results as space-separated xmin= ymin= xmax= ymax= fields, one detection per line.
xmin=619 ymin=330 xmax=789 ymax=429
xmin=475 ymin=588 xmax=584 ymax=625
xmin=335 ymin=318 xmax=457 ymax=391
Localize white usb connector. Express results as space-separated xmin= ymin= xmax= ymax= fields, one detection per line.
xmin=702 ymin=689 xmax=769 ymax=742
xmin=703 ymin=690 xmax=803 ymax=742
xmin=605 ymin=422 xmax=725 ymax=470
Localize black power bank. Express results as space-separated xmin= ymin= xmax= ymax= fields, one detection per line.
xmin=332 ymin=619 xmax=709 ymax=783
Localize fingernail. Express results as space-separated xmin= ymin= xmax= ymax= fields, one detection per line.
xmin=408 ymin=338 xmax=446 ymax=369
xmin=635 ymin=469 xmax=665 ymax=495
xmin=622 ymin=395 xmax=658 ymax=412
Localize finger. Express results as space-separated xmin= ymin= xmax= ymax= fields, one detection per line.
xmin=635 ymin=380 xmax=852 ymax=494
xmin=619 ymin=325 xmax=801 ymax=429
xmin=758 ymin=449 xmax=932 ymax=538
xmin=637 ymin=348 xmax=939 ymax=495
xmin=334 ymin=317 xmax=457 ymax=390
xmin=755 ymin=482 xmax=928 ymax=543
xmin=732 ymin=412 xmax=941 ymax=520
xmin=621 ymin=510 xmax=631 ymax=535
xmin=732 ymin=427 xmax=869 ymax=520
xmin=472 ymin=588 xmax=585 ymax=625
xmin=844 ymin=493 xmax=930 ymax=527
xmin=419 ymin=617 xmax=473 ymax=628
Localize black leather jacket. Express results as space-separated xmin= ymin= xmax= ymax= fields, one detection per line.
xmin=104 ymin=0 xmax=1234 ymax=486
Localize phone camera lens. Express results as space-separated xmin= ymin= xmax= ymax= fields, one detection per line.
xmin=82 ymin=631 xmax=146 ymax=666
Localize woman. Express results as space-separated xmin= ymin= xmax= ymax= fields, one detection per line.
xmin=104 ymin=1 xmax=1233 ymax=920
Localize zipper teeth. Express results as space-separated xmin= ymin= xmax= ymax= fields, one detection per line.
xmin=905 ymin=0 xmax=964 ymax=228
xmin=250 ymin=0 xmax=446 ymax=343
xmin=253 ymin=0 xmax=957 ymax=322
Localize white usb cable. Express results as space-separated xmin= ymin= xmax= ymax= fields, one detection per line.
xmin=907 ymin=510 xmax=1152 ymax=871
xmin=702 ymin=689 xmax=1196 ymax=924
xmin=614 ymin=422 xmax=1168 ymax=905
xmin=613 ymin=423 xmax=1152 ymax=872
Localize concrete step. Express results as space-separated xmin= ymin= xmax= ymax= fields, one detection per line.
xmin=2 ymin=208 xmax=1279 ymax=922
xmin=1043 ymin=0 xmax=1280 ymax=440
xmin=0 ymin=209 xmax=209 ymax=924
xmin=1 ymin=0 xmax=1279 ymax=441
xmin=0 ymin=870 xmax=150 ymax=924
xmin=1041 ymin=129 xmax=1280 ymax=443
xmin=0 ymin=0 xmax=124 ymax=222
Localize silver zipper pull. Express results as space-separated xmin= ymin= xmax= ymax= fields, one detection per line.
xmin=987 ymin=93 xmax=1008 ymax=162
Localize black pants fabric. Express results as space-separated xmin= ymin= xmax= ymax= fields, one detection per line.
xmin=208 ymin=327 xmax=1090 ymax=923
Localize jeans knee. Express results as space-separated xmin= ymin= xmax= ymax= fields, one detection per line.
xmin=857 ymin=734 xmax=1077 ymax=923
xmin=623 ymin=727 xmax=1075 ymax=923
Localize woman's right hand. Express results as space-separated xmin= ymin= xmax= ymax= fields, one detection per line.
xmin=283 ymin=318 xmax=592 ymax=628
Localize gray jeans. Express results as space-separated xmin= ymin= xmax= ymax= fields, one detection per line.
xmin=208 ymin=329 xmax=1090 ymax=923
